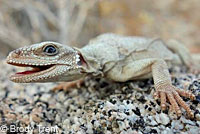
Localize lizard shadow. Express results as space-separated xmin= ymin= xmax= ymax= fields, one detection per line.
xmin=83 ymin=77 xmax=154 ymax=100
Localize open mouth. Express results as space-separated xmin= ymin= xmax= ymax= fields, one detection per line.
xmin=7 ymin=62 xmax=54 ymax=77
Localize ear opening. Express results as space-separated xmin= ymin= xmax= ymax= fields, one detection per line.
xmin=77 ymin=52 xmax=87 ymax=67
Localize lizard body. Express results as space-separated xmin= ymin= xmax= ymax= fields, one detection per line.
xmin=7 ymin=33 xmax=199 ymax=118
xmin=80 ymin=34 xmax=177 ymax=79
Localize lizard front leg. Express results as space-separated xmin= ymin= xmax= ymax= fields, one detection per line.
xmin=152 ymin=59 xmax=195 ymax=118
xmin=107 ymin=58 xmax=195 ymax=118
xmin=52 ymin=79 xmax=84 ymax=91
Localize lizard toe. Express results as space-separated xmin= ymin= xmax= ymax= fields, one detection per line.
xmin=153 ymin=91 xmax=160 ymax=100
xmin=160 ymin=92 xmax=167 ymax=111
xmin=173 ymin=90 xmax=194 ymax=118
xmin=175 ymin=89 xmax=196 ymax=100
xmin=166 ymin=92 xmax=182 ymax=117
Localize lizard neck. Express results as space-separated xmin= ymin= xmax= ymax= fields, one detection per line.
xmin=75 ymin=47 xmax=103 ymax=77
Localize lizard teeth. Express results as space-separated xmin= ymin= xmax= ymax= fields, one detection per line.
xmin=7 ymin=58 xmax=55 ymax=67
xmin=76 ymin=55 xmax=80 ymax=58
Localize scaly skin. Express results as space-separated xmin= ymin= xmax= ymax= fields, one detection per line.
xmin=7 ymin=33 xmax=199 ymax=118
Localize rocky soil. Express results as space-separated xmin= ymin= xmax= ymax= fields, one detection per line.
xmin=0 ymin=60 xmax=199 ymax=134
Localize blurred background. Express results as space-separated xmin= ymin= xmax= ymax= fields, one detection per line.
xmin=0 ymin=0 xmax=200 ymax=59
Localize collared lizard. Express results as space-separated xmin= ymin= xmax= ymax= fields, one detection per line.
xmin=6 ymin=33 xmax=199 ymax=118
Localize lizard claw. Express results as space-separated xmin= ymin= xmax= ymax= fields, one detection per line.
xmin=155 ymin=83 xmax=195 ymax=118
xmin=52 ymin=79 xmax=83 ymax=92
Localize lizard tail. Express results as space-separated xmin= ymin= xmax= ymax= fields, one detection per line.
xmin=165 ymin=39 xmax=195 ymax=67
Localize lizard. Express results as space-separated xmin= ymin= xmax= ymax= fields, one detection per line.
xmin=6 ymin=33 xmax=199 ymax=118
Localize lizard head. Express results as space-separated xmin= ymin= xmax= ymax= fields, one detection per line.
xmin=7 ymin=41 xmax=88 ymax=83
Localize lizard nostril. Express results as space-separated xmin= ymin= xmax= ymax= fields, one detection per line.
xmin=14 ymin=49 xmax=21 ymax=54
xmin=10 ymin=50 xmax=21 ymax=58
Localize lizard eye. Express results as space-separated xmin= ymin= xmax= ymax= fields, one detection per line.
xmin=43 ymin=45 xmax=58 ymax=56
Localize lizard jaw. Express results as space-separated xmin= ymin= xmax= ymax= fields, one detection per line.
xmin=7 ymin=61 xmax=57 ymax=83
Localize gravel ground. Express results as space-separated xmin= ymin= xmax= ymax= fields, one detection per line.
xmin=0 ymin=60 xmax=199 ymax=134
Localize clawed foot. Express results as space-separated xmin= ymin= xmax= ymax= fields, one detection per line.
xmin=52 ymin=79 xmax=83 ymax=92
xmin=154 ymin=83 xmax=195 ymax=118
